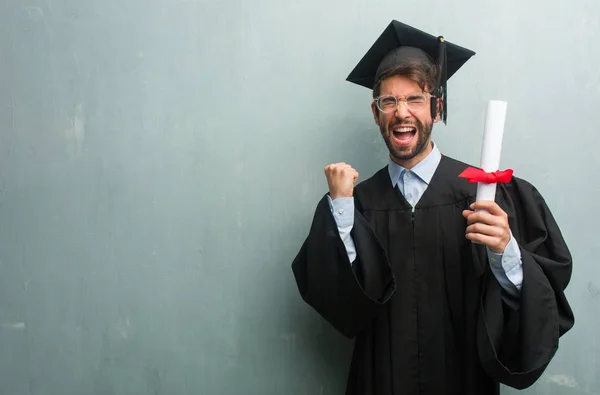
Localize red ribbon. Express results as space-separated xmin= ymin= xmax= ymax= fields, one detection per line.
xmin=458 ymin=167 xmax=514 ymax=184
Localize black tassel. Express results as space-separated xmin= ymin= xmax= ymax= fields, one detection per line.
xmin=437 ymin=36 xmax=448 ymax=124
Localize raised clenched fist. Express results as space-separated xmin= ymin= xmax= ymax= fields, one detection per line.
xmin=324 ymin=163 xmax=359 ymax=200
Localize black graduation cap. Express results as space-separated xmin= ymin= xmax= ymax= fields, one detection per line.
xmin=346 ymin=20 xmax=476 ymax=123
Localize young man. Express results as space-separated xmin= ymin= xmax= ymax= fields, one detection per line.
xmin=291 ymin=20 xmax=574 ymax=395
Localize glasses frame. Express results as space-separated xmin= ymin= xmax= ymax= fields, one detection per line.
xmin=373 ymin=92 xmax=436 ymax=114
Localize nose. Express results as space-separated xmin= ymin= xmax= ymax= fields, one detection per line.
xmin=395 ymin=100 xmax=412 ymax=119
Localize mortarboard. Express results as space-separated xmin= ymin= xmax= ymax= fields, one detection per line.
xmin=346 ymin=20 xmax=476 ymax=123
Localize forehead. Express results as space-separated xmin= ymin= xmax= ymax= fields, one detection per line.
xmin=378 ymin=75 xmax=424 ymax=96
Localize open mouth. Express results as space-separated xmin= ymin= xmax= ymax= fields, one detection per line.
xmin=392 ymin=126 xmax=416 ymax=146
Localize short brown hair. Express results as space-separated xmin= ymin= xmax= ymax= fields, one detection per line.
xmin=372 ymin=59 xmax=440 ymax=99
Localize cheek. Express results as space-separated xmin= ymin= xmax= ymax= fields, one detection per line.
xmin=415 ymin=111 xmax=431 ymax=126
xmin=378 ymin=113 xmax=393 ymax=127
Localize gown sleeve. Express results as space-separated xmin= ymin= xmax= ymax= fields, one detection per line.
xmin=476 ymin=178 xmax=575 ymax=389
xmin=291 ymin=194 xmax=396 ymax=338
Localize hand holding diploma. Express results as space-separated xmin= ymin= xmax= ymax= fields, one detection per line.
xmin=461 ymin=100 xmax=513 ymax=253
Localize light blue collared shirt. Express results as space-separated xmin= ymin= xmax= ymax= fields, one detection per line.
xmin=327 ymin=142 xmax=523 ymax=302
xmin=387 ymin=142 xmax=442 ymax=210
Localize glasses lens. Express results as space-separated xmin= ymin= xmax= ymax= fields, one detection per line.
xmin=377 ymin=95 xmax=397 ymax=113
xmin=405 ymin=94 xmax=427 ymax=111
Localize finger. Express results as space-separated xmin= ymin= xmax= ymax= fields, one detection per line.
xmin=331 ymin=163 xmax=352 ymax=171
xmin=465 ymin=210 xmax=494 ymax=225
xmin=465 ymin=210 xmax=506 ymax=227
xmin=336 ymin=166 xmax=355 ymax=177
xmin=325 ymin=162 xmax=347 ymax=171
xmin=465 ymin=232 xmax=506 ymax=253
xmin=466 ymin=223 xmax=504 ymax=238
xmin=335 ymin=167 xmax=354 ymax=177
xmin=325 ymin=164 xmax=338 ymax=174
xmin=470 ymin=200 xmax=507 ymax=218
xmin=465 ymin=231 xmax=499 ymax=246
xmin=327 ymin=165 xmax=341 ymax=175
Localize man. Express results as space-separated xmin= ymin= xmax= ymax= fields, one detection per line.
xmin=291 ymin=20 xmax=574 ymax=395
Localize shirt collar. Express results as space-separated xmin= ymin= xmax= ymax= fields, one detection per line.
xmin=388 ymin=142 xmax=442 ymax=187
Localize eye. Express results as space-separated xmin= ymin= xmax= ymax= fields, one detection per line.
xmin=406 ymin=94 xmax=426 ymax=106
xmin=379 ymin=96 xmax=397 ymax=108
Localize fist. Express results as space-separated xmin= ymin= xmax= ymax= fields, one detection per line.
xmin=324 ymin=163 xmax=359 ymax=200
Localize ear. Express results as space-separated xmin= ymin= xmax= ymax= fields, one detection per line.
xmin=371 ymin=101 xmax=380 ymax=126
xmin=433 ymin=98 xmax=443 ymax=123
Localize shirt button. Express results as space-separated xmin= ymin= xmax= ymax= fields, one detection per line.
xmin=338 ymin=209 xmax=345 ymax=215
xmin=407 ymin=172 xmax=412 ymax=178
xmin=409 ymin=200 xmax=414 ymax=205
xmin=491 ymin=257 xmax=497 ymax=263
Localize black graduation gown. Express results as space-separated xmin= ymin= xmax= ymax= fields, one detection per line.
xmin=291 ymin=155 xmax=574 ymax=395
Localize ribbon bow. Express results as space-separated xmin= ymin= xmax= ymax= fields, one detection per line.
xmin=458 ymin=167 xmax=514 ymax=184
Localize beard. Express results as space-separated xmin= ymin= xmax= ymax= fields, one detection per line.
xmin=379 ymin=116 xmax=433 ymax=164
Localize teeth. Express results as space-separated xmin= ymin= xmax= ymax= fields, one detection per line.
xmin=394 ymin=127 xmax=415 ymax=133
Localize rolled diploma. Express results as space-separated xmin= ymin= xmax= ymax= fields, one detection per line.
xmin=476 ymin=100 xmax=507 ymax=202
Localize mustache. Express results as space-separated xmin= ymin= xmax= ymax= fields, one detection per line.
xmin=389 ymin=121 xmax=420 ymax=129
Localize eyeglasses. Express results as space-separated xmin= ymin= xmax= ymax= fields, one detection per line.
xmin=374 ymin=93 xmax=434 ymax=114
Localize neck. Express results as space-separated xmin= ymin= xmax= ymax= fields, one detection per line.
xmin=390 ymin=140 xmax=434 ymax=169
